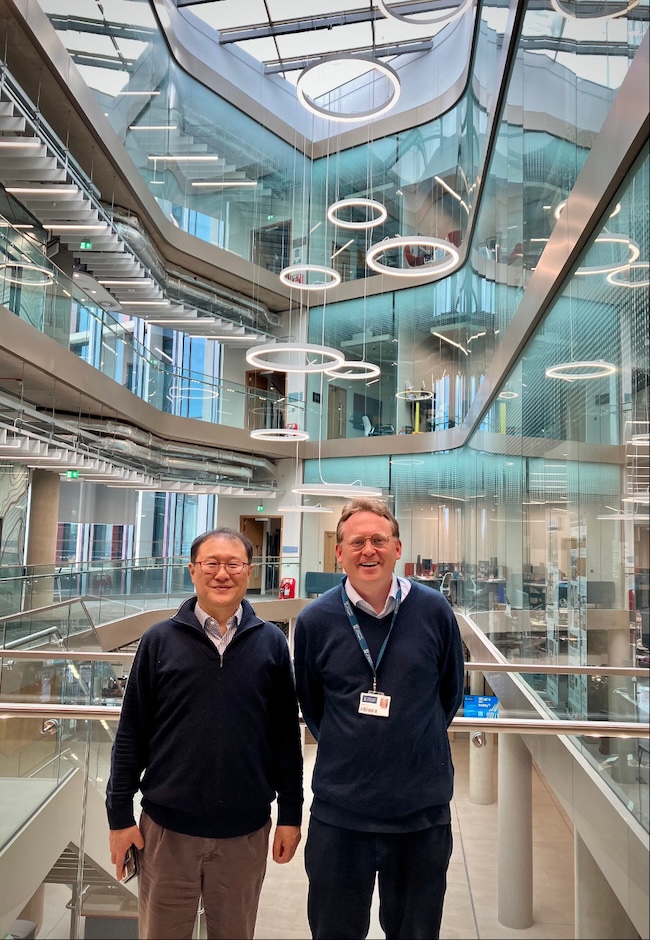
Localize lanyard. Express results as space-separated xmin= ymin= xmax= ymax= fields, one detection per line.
xmin=341 ymin=583 xmax=402 ymax=692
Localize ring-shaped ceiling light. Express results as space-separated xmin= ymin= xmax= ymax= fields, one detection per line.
xmin=246 ymin=342 xmax=345 ymax=374
xmin=606 ymin=262 xmax=650 ymax=288
xmin=497 ymin=390 xmax=519 ymax=400
xmin=325 ymin=361 xmax=381 ymax=380
xmin=296 ymin=56 xmax=401 ymax=123
xmin=292 ymin=482 xmax=383 ymax=498
xmin=366 ymin=236 xmax=460 ymax=278
xmin=549 ymin=0 xmax=640 ymax=19
xmin=377 ymin=0 xmax=474 ymax=25
xmin=278 ymin=264 xmax=341 ymax=291
xmin=395 ymin=388 xmax=433 ymax=401
xmin=0 ymin=262 xmax=54 ymax=287
xmin=167 ymin=385 xmax=219 ymax=401
xmin=327 ymin=198 xmax=388 ymax=230
xmin=545 ymin=360 xmax=617 ymax=381
xmin=554 ymin=199 xmax=620 ymax=220
xmin=277 ymin=504 xmax=334 ymax=513
xmin=250 ymin=428 xmax=310 ymax=442
xmin=575 ymin=235 xmax=640 ymax=275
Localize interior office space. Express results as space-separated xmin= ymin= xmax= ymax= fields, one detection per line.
xmin=0 ymin=0 xmax=648 ymax=937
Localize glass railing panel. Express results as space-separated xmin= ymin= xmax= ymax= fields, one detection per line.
xmin=0 ymin=600 xmax=95 ymax=650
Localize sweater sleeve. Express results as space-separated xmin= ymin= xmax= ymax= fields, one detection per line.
xmin=293 ymin=612 xmax=324 ymax=741
xmin=269 ymin=634 xmax=304 ymax=827
xmin=438 ymin=606 xmax=466 ymax=727
xmin=105 ymin=635 xmax=155 ymax=830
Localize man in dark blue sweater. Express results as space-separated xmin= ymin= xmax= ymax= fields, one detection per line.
xmin=294 ymin=498 xmax=464 ymax=940
xmin=106 ymin=527 xmax=303 ymax=939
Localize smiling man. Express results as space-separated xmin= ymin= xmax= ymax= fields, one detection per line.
xmin=106 ymin=527 xmax=303 ymax=940
xmin=294 ymin=498 xmax=464 ymax=940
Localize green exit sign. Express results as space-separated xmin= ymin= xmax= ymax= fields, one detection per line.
xmin=257 ymin=505 xmax=265 ymax=512
xmin=79 ymin=240 xmax=93 ymax=250
xmin=66 ymin=470 xmax=79 ymax=479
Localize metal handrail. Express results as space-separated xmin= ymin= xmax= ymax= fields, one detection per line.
xmin=0 ymin=702 xmax=646 ymax=737
xmin=0 ymin=649 xmax=135 ymax=662
xmin=0 ymin=650 xmax=644 ymax=675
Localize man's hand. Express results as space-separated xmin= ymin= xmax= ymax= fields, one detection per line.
xmin=272 ymin=824 xmax=301 ymax=864
xmin=109 ymin=825 xmax=145 ymax=880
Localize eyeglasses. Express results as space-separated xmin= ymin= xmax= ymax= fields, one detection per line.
xmin=195 ymin=560 xmax=248 ymax=575
xmin=345 ymin=535 xmax=394 ymax=551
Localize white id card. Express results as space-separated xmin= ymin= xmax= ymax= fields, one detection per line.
xmin=358 ymin=691 xmax=391 ymax=717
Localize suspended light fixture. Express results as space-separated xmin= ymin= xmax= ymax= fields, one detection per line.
xmin=549 ymin=0 xmax=641 ymax=20
xmin=296 ymin=56 xmax=401 ymax=122
xmin=545 ymin=360 xmax=617 ymax=381
xmin=377 ymin=0 xmax=474 ymax=26
xmin=327 ymin=198 xmax=387 ymax=230
xmin=0 ymin=262 xmax=54 ymax=287
xmin=325 ymin=361 xmax=381 ymax=380
xmin=292 ymin=482 xmax=383 ymax=498
xmin=278 ymin=503 xmax=334 ymax=513
xmin=606 ymin=262 xmax=650 ymax=289
xmin=246 ymin=343 xmax=344 ymax=374
xmin=574 ymin=235 xmax=640 ymax=276
xmin=250 ymin=428 xmax=310 ymax=442
xmin=278 ymin=264 xmax=341 ymax=291
xmin=366 ymin=235 xmax=460 ymax=278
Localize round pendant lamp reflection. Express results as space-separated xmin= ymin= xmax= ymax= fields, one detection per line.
xmin=366 ymin=235 xmax=460 ymax=278
xmin=0 ymin=262 xmax=55 ymax=287
xmin=250 ymin=428 xmax=310 ymax=442
xmin=278 ymin=264 xmax=341 ymax=291
xmin=549 ymin=0 xmax=641 ymax=20
xmin=545 ymin=360 xmax=617 ymax=381
xmin=377 ymin=0 xmax=474 ymax=25
xmin=296 ymin=56 xmax=401 ymax=122
xmin=325 ymin=361 xmax=381 ymax=380
xmin=292 ymin=482 xmax=383 ymax=498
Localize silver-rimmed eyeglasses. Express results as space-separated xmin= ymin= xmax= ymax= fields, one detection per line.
xmin=345 ymin=535 xmax=394 ymax=551
xmin=195 ymin=560 xmax=248 ymax=575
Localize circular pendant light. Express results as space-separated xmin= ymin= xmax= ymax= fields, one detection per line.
xmin=395 ymin=388 xmax=433 ymax=401
xmin=292 ymin=482 xmax=383 ymax=498
xmin=376 ymin=0 xmax=474 ymax=26
xmin=0 ymin=262 xmax=55 ymax=287
xmin=606 ymin=262 xmax=650 ymax=289
xmin=278 ymin=264 xmax=341 ymax=291
xmin=545 ymin=360 xmax=617 ymax=381
xmin=497 ymin=390 xmax=519 ymax=400
xmin=366 ymin=235 xmax=460 ymax=278
xmin=296 ymin=56 xmax=401 ymax=123
xmin=325 ymin=361 xmax=381 ymax=380
xmin=250 ymin=428 xmax=310 ymax=442
xmin=278 ymin=504 xmax=334 ymax=513
xmin=574 ymin=235 xmax=639 ymax=276
xmin=246 ymin=342 xmax=344 ymax=374
xmin=327 ymin=198 xmax=388 ymax=230
xmin=549 ymin=0 xmax=641 ymax=20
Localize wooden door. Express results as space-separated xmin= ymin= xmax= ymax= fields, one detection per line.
xmin=324 ymin=530 xmax=338 ymax=573
xmin=240 ymin=517 xmax=264 ymax=591
xmin=327 ymin=385 xmax=347 ymax=439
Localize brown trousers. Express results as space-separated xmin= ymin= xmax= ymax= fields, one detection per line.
xmin=138 ymin=812 xmax=271 ymax=940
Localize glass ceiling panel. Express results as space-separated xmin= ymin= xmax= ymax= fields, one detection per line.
xmin=182 ymin=0 xmax=471 ymax=76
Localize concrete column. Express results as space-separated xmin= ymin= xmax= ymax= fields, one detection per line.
xmin=25 ymin=469 xmax=60 ymax=609
xmin=469 ymin=670 xmax=496 ymax=804
xmin=498 ymin=732 xmax=533 ymax=928
xmin=575 ymin=831 xmax=640 ymax=939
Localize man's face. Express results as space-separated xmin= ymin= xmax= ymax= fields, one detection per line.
xmin=189 ymin=535 xmax=251 ymax=615
xmin=336 ymin=510 xmax=402 ymax=597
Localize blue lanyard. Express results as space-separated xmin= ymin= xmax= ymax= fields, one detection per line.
xmin=341 ymin=582 xmax=402 ymax=693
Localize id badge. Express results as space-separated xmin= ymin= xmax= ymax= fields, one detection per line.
xmin=358 ymin=691 xmax=391 ymax=718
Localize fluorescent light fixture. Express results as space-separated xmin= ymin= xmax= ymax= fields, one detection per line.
xmin=434 ymin=176 xmax=462 ymax=202
xmin=118 ymin=90 xmax=161 ymax=95
xmin=43 ymin=224 xmax=107 ymax=231
xmin=148 ymin=154 xmax=221 ymax=162
xmin=431 ymin=331 xmax=468 ymax=355
xmin=0 ymin=140 xmax=41 ymax=148
xmin=191 ymin=180 xmax=257 ymax=188
xmin=331 ymin=239 xmax=355 ymax=259
xmin=153 ymin=346 xmax=173 ymax=363
xmin=97 ymin=279 xmax=153 ymax=286
xmin=121 ymin=300 xmax=171 ymax=306
xmin=129 ymin=124 xmax=177 ymax=130
xmin=5 ymin=186 xmax=78 ymax=194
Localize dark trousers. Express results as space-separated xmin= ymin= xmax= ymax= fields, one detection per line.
xmin=304 ymin=816 xmax=452 ymax=940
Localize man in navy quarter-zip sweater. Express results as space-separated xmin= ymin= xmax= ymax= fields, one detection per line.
xmin=106 ymin=527 xmax=303 ymax=940
xmin=294 ymin=497 xmax=464 ymax=940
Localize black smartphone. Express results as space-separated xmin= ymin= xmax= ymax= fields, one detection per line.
xmin=122 ymin=845 xmax=139 ymax=883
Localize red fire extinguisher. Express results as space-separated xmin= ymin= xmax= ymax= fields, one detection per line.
xmin=278 ymin=577 xmax=296 ymax=599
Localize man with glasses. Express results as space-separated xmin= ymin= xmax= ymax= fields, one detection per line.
xmin=294 ymin=498 xmax=464 ymax=940
xmin=106 ymin=527 xmax=303 ymax=939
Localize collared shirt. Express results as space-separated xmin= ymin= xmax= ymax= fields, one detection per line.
xmin=195 ymin=602 xmax=243 ymax=656
xmin=344 ymin=573 xmax=412 ymax=618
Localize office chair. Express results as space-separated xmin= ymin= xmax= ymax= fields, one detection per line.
xmin=361 ymin=415 xmax=373 ymax=436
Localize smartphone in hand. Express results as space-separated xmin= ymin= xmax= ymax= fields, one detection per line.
xmin=122 ymin=845 xmax=139 ymax=883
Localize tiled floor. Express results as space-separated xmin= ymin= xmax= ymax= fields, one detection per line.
xmin=35 ymin=734 xmax=575 ymax=939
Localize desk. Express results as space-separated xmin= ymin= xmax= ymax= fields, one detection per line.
xmin=410 ymin=576 xmax=441 ymax=591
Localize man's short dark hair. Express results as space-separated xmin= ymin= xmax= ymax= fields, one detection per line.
xmin=336 ymin=497 xmax=399 ymax=543
xmin=190 ymin=528 xmax=254 ymax=563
